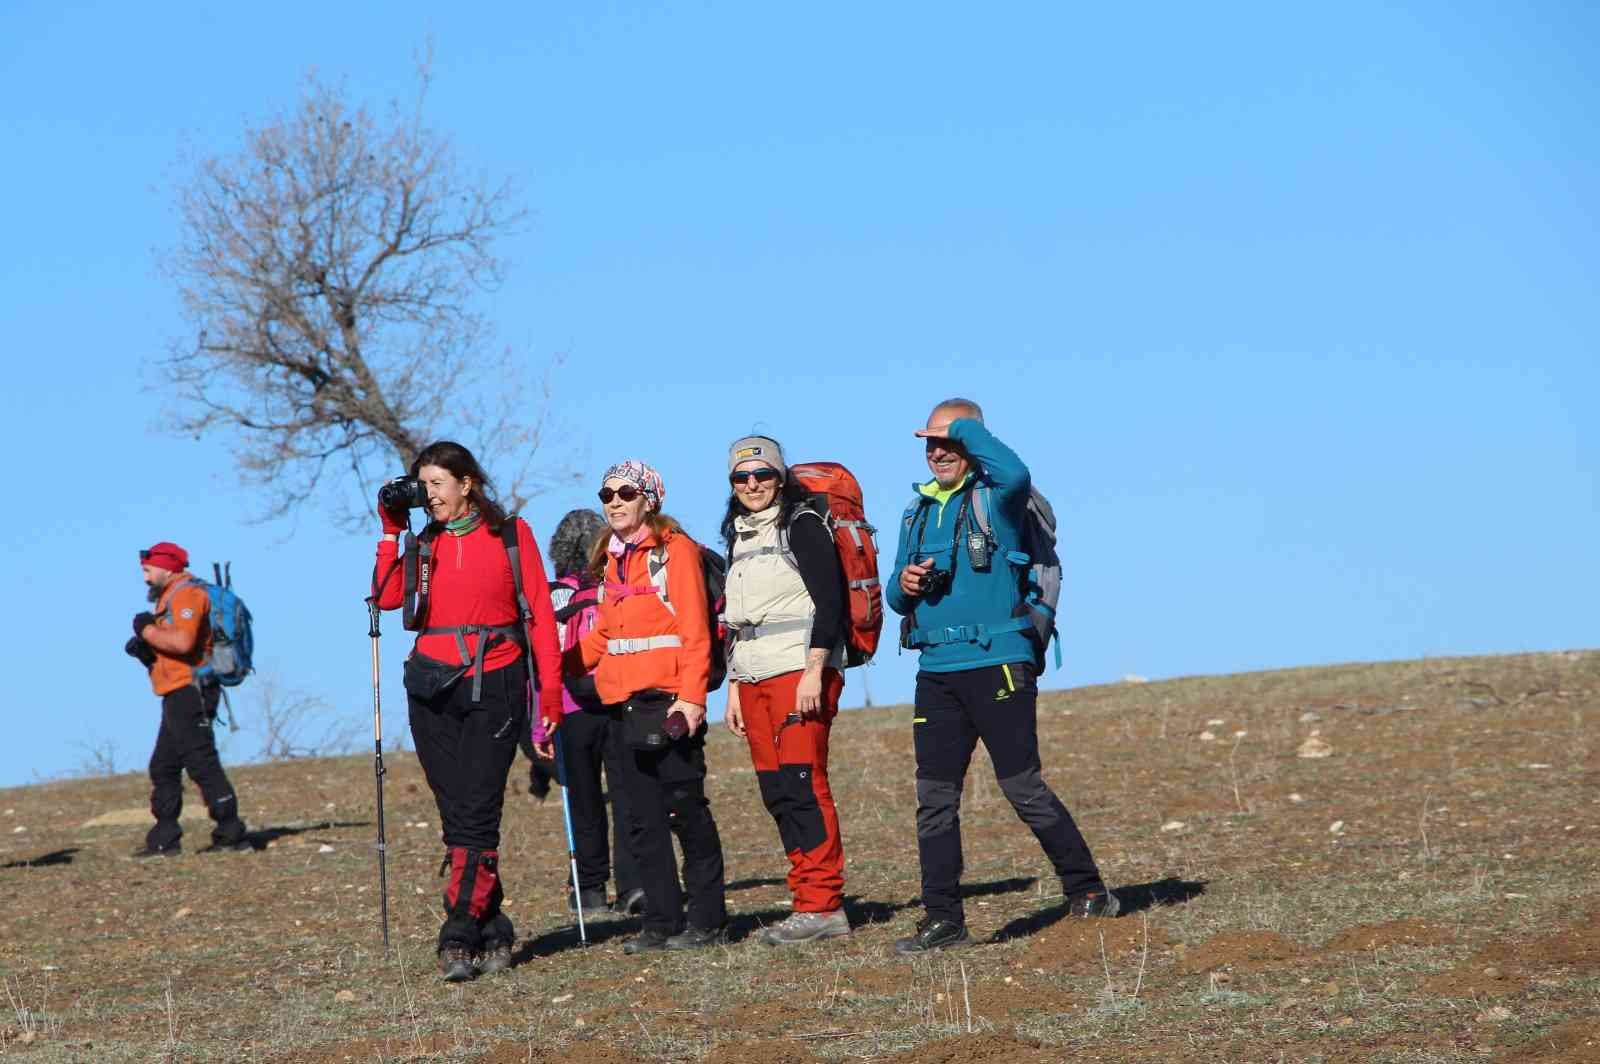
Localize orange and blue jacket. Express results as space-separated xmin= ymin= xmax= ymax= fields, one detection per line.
xmin=149 ymin=577 xmax=212 ymax=696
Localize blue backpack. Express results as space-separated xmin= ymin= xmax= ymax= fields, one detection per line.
xmin=192 ymin=563 xmax=255 ymax=688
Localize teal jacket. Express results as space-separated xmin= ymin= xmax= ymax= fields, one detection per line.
xmin=887 ymin=418 xmax=1036 ymax=673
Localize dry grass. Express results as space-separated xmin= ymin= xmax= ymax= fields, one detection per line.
xmin=2 ymin=649 xmax=1597 ymax=1062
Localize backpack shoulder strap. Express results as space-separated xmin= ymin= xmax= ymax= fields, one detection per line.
xmin=500 ymin=517 xmax=531 ymax=620
xmin=647 ymin=537 xmax=674 ymax=613
xmin=970 ymin=483 xmax=995 ymax=538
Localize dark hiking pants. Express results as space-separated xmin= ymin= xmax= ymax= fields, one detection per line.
xmin=409 ymin=661 xmax=526 ymax=951
xmin=912 ymin=662 xmax=1103 ymax=925
xmin=147 ymin=683 xmax=245 ymax=849
xmin=560 ymin=708 xmax=641 ymax=897
xmin=608 ymin=708 xmax=727 ymax=937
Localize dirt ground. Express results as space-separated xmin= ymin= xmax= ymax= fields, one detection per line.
xmin=2 ymin=649 xmax=1596 ymax=1061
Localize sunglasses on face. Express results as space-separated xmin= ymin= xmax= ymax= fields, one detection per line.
xmin=597 ymin=485 xmax=644 ymax=504
xmin=729 ymin=468 xmax=781 ymax=488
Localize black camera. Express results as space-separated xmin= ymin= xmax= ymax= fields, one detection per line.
xmin=920 ymin=560 xmax=953 ymax=596
xmin=378 ymin=475 xmax=429 ymax=511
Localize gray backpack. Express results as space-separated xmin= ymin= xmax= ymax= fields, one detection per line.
xmin=971 ymin=485 xmax=1063 ymax=669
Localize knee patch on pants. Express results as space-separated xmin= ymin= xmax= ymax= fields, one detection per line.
xmin=915 ymin=778 xmax=962 ymax=839
xmin=997 ymin=767 xmax=1061 ymax=831
xmin=758 ymin=765 xmax=827 ymax=854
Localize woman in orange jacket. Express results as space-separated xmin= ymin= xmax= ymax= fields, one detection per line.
xmin=565 ymin=460 xmax=729 ymax=954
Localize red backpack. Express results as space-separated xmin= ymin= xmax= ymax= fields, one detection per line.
xmin=786 ymin=462 xmax=884 ymax=667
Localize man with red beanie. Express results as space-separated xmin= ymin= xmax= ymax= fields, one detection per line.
xmin=130 ymin=541 xmax=250 ymax=858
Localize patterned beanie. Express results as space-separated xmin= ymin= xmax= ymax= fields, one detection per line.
xmin=601 ymin=459 xmax=665 ymax=510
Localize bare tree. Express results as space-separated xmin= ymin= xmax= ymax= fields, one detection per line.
xmin=251 ymin=673 xmax=361 ymax=761
xmin=159 ymin=65 xmax=574 ymax=523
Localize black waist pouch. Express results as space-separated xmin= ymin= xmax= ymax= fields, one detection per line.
xmin=618 ymin=689 xmax=677 ymax=752
xmin=403 ymin=651 xmax=467 ymax=702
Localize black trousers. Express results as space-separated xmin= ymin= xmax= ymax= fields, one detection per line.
xmin=560 ymin=709 xmax=641 ymax=896
xmin=912 ymin=662 xmax=1104 ymax=924
xmin=148 ymin=683 xmax=245 ymax=849
xmin=408 ymin=661 xmax=526 ymax=852
xmin=608 ymin=706 xmax=727 ymax=937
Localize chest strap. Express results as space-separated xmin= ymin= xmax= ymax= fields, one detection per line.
xmin=422 ymin=623 xmax=524 ymax=702
xmin=728 ymin=617 xmax=812 ymax=642
xmin=905 ymin=615 xmax=1033 ymax=650
xmin=605 ymin=634 xmax=683 ymax=655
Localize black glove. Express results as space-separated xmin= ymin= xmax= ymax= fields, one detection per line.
xmin=133 ymin=611 xmax=157 ymax=637
xmin=124 ymin=636 xmax=157 ymax=670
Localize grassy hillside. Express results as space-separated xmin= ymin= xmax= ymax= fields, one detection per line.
xmin=2 ymin=650 xmax=1597 ymax=1062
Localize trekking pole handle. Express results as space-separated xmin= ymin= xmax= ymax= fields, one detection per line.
xmin=366 ymin=596 xmax=381 ymax=639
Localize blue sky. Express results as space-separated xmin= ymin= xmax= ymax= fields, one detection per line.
xmin=1 ymin=2 xmax=1595 ymax=786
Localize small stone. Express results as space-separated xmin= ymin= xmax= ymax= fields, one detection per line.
xmin=574 ymin=1018 xmax=586 ymax=1028
xmin=1476 ymin=1006 xmax=1513 ymax=1023
xmin=1199 ymin=731 xmax=1217 ymax=742
xmin=1503 ymin=893 xmax=1528 ymax=900
xmin=1525 ymin=763 xmax=1552 ymax=770
xmin=1482 ymin=966 xmax=1501 ymax=979
xmin=1288 ymin=793 xmax=1304 ymax=803
xmin=1299 ymin=711 xmax=1322 ymax=723
xmin=1207 ymin=718 xmax=1225 ymax=726
xmin=318 ymin=844 xmax=335 ymax=853
xmin=1298 ymin=736 xmax=1334 ymax=759
xmin=1329 ymin=820 xmax=1345 ymax=834
xmin=552 ymin=993 xmax=573 ymax=1004
xmin=1299 ymin=977 xmax=1311 ymax=984
xmin=174 ymin=906 xmax=192 ymax=919
xmin=11 ymin=825 xmax=27 ymax=834
xmin=334 ymin=989 xmax=357 ymax=1003
xmin=1233 ymin=729 xmax=1248 ymax=738
xmin=1161 ymin=820 xmax=1187 ymax=832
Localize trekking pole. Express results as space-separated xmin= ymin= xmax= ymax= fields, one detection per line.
xmin=554 ymin=729 xmax=588 ymax=944
xmin=366 ymin=595 xmax=392 ymax=956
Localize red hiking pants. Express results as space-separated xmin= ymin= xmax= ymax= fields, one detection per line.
xmin=736 ymin=668 xmax=845 ymax=913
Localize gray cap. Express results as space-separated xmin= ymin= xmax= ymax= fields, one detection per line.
xmin=727 ymin=435 xmax=786 ymax=477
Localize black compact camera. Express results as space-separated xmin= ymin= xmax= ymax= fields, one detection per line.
xmin=919 ymin=560 xmax=953 ymax=596
xmin=378 ymin=475 xmax=430 ymax=511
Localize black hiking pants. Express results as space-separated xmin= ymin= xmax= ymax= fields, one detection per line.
xmin=148 ymin=683 xmax=246 ymax=849
xmin=409 ymin=660 xmax=526 ymax=951
xmin=560 ymin=708 xmax=641 ymax=898
xmin=607 ymin=708 xmax=727 ymax=937
xmin=912 ymin=662 xmax=1104 ymax=925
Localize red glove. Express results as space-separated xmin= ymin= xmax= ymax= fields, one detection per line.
xmin=377 ymin=490 xmax=407 ymax=535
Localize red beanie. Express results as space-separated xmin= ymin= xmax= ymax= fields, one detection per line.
xmin=140 ymin=541 xmax=189 ymax=572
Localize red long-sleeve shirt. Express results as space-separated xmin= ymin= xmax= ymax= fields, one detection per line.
xmin=374 ymin=518 xmax=564 ymax=721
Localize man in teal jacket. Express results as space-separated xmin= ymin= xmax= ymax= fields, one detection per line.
xmin=888 ymin=398 xmax=1116 ymax=954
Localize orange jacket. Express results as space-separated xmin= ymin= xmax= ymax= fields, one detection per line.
xmin=149 ymin=577 xmax=212 ymax=696
xmin=570 ymin=528 xmax=711 ymax=706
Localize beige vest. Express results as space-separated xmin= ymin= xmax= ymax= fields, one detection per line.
xmin=725 ymin=506 xmax=840 ymax=682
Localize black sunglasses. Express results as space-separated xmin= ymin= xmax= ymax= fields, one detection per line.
xmin=598 ymin=485 xmax=644 ymax=504
xmin=729 ymin=468 xmax=781 ymax=487
xmin=139 ymin=549 xmax=151 ymax=560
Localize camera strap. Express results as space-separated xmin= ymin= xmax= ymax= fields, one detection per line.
xmin=401 ymin=526 xmax=439 ymax=632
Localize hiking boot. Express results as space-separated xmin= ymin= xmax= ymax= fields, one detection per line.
xmin=760 ymin=909 xmax=850 ymax=946
xmin=612 ymin=887 xmax=647 ymax=916
xmin=569 ymin=885 xmax=608 ymax=914
xmin=622 ymin=929 xmax=671 ymax=955
xmin=893 ymin=918 xmax=970 ymax=955
xmin=666 ymin=923 xmax=728 ymax=950
xmin=438 ymin=945 xmax=477 ymax=983
xmin=1065 ymin=885 xmax=1121 ymax=919
xmin=475 ymin=944 xmax=513 ymax=976
xmin=131 ymin=842 xmax=181 ymax=859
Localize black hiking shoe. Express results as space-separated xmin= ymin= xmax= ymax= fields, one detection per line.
xmin=622 ymin=929 xmax=671 ymax=955
xmin=1065 ymin=886 xmax=1121 ymax=919
xmin=612 ymin=887 xmax=647 ymax=916
xmin=894 ymin=918 xmax=971 ymax=955
xmin=131 ymin=842 xmax=181 ymax=859
xmin=475 ymin=944 xmax=513 ymax=976
xmin=438 ymin=945 xmax=477 ymax=983
xmin=569 ymin=885 xmax=607 ymax=914
xmin=665 ymin=923 xmax=728 ymax=951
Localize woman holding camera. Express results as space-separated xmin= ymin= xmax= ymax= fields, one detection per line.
xmin=720 ymin=436 xmax=851 ymax=945
xmin=373 ymin=440 xmax=563 ymax=982
xmin=565 ymin=460 xmax=728 ymax=954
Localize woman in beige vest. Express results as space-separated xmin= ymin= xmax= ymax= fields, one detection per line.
xmin=721 ymin=435 xmax=851 ymax=946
